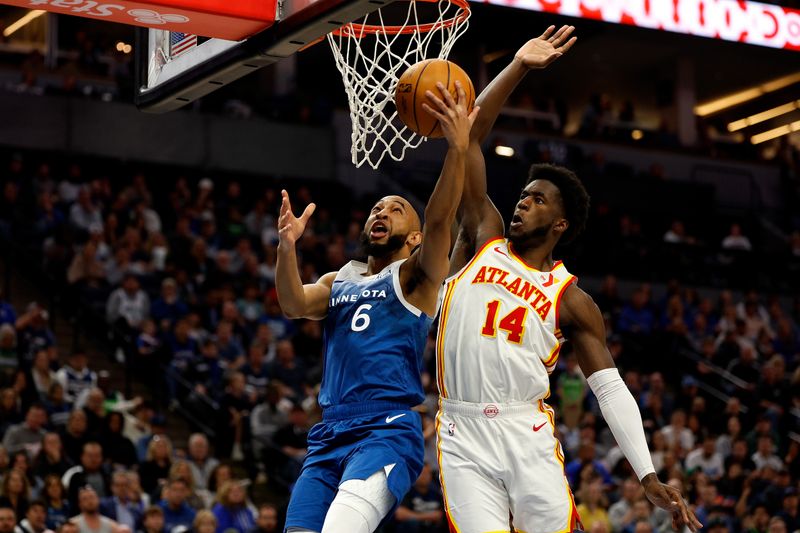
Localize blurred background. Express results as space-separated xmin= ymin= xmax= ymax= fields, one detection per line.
xmin=0 ymin=0 xmax=799 ymax=532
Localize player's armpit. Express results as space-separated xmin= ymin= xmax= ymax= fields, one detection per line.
xmin=559 ymin=284 xmax=615 ymax=377
xmin=293 ymin=271 xmax=337 ymax=320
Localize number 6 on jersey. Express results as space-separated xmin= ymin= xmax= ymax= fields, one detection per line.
xmin=481 ymin=301 xmax=528 ymax=344
xmin=351 ymin=304 xmax=372 ymax=332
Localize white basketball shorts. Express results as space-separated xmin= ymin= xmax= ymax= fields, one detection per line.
xmin=435 ymin=398 xmax=581 ymax=533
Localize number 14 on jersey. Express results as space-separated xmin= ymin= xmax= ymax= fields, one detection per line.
xmin=481 ymin=300 xmax=528 ymax=344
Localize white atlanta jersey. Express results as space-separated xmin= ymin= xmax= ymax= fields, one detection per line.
xmin=436 ymin=237 xmax=577 ymax=403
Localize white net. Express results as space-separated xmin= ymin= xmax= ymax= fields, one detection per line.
xmin=326 ymin=0 xmax=470 ymax=169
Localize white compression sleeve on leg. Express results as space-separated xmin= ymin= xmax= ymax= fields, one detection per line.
xmin=587 ymin=368 xmax=655 ymax=481
xmin=320 ymin=469 xmax=396 ymax=533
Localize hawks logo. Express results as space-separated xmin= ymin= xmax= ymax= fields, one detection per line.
xmin=483 ymin=404 xmax=499 ymax=418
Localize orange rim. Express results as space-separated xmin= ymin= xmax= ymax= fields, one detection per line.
xmin=331 ymin=0 xmax=470 ymax=37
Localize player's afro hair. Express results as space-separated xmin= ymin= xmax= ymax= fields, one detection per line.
xmin=526 ymin=163 xmax=590 ymax=245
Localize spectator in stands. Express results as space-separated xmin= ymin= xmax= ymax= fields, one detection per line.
xmin=186 ymin=434 xmax=218 ymax=493
xmin=138 ymin=506 xmax=164 ymax=533
xmin=30 ymin=351 xmax=56 ymax=402
xmin=16 ymin=304 xmax=55 ymax=368
xmin=621 ymin=500 xmax=657 ymax=533
xmin=56 ymin=352 xmax=97 ymax=406
xmin=268 ymin=341 xmax=304 ymax=400
xmin=210 ymin=481 xmax=254 ymax=533
xmin=576 ymin=479 xmax=611 ymax=532
xmin=165 ymin=319 xmax=198 ymax=405
xmin=100 ymin=412 xmax=137 ymax=469
xmin=0 ymin=290 xmax=17 ymax=327
xmin=214 ymin=323 xmax=244 ymax=369
xmin=752 ymin=435 xmax=783 ymax=471
xmin=139 ymin=436 xmax=173 ymax=496
xmin=777 ymin=487 xmax=799 ymax=531
xmin=2 ymin=404 xmax=47 ymax=456
xmin=617 ymin=289 xmax=655 ymax=335
xmin=98 ymin=472 xmax=141 ymax=532
xmin=191 ymin=510 xmax=217 ymax=533
xmin=69 ymin=188 xmax=103 ymax=236
xmin=60 ymin=410 xmax=88 ymax=464
xmin=216 ymin=373 xmax=254 ymax=461
xmin=608 ymin=478 xmax=642 ymax=533
xmin=565 ymin=440 xmax=612 ymax=489
xmin=247 ymin=505 xmax=278 ymax=533
xmin=81 ymin=388 xmax=105 ymax=438
xmin=0 ymin=468 xmax=31 ymax=519
xmin=0 ymin=325 xmax=19 ymax=382
xmin=660 ymin=409 xmax=694 ymax=457
xmin=393 ymin=464 xmax=444 ymax=533
xmin=240 ymin=345 xmax=268 ymax=401
xmin=106 ymin=274 xmax=150 ymax=361
xmin=71 ymin=486 xmax=119 ymax=533
xmin=62 ymin=442 xmax=111 ymax=508
xmin=663 ymin=220 xmax=696 ymax=245
xmin=686 ymin=432 xmax=725 ymax=480
xmin=250 ymin=384 xmax=289 ymax=474
xmin=42 ymin=475 xmax=70 ymax=530
xmin=151 ymin=279 xmax=188 ymax=333
xmin=722 ymin=223 xmax=753 ymax=251
xmin=157 ymin=478 xmax=195 ymax=533
xmin=33 ymin=433 xmax=71 ymax=480
xmin=0 ymin=508 xmax=17 ymax=533
xmin=19 ymin=501 xmax=55 ymax=533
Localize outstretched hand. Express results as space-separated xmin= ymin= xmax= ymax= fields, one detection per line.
xmin=642 ymin=475 xmax=703 ymax=532
xmin=422 ymin=81 xmax=480 ymax=151
xmin=515 ymin=25 xmax=577 ymax=69
xmin=277 ymin=189 xmax=316 ymax=247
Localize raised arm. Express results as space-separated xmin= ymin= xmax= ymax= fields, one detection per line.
xmin=452 ymin=26 xmax=577 ymax=270
xmin=400 ymin=82 xmax=478 ymax=315
xmin=276 ymin=190 xmax=336 ymax=320
xmin=560 ymin=285 xmax=703 ymax=532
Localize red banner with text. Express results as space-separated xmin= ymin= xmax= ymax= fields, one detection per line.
xmin=1 ymin=0 xmax=277 ymax=40
xmin=479 ymin=0 xmax=800 ymax=51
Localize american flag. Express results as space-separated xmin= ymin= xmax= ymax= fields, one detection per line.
xmin=170 ymin=32 xmax=197 ymax=58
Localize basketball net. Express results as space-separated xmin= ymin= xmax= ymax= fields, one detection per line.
xmin=327 ymin=0 xmax=470 ymax=169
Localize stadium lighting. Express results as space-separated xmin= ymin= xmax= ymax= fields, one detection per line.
xmin=727 ymin=100 xmax=800 ymax=132
xmin=494 ymin=145 xmax=515 ymax=157
xmin=750 ymin=119 xmax=800 ymax=144
xmin=694 ymin=72 xmax=800 ymax=117
xmin=631 ymin=130 xmax=644 ymax=141
xmin=3 ymin=9 xmax=46 ymax=37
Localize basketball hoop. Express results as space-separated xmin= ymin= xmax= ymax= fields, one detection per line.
xmin=327 ymin=0 xmax=471 ymax=169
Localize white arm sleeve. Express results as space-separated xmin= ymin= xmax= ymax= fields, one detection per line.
xmin=587 ymin=367 xmax=655 ymax=481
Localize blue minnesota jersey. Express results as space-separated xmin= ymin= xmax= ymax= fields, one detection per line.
xmin=318 ymin=259 xmax=434 ymax=409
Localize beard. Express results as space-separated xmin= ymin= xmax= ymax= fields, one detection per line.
xmin=360 ymin=231 xmax=408 ymax=258
xmin=508 ymin=221 xmax=552 ymax=248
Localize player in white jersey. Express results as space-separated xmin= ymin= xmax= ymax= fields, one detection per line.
xmin=433 ymin=26 xmax=703 ymax=533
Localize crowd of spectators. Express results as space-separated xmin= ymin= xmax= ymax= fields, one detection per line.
xmin=0 ymin=148 xmax=798 ymax=533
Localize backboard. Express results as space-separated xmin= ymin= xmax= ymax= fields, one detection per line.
xmin=134 ymin=0 xmax=396 ymax=113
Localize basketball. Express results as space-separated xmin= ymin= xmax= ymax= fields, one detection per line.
xmin=394 ymin=59 xmax=476 ymax=138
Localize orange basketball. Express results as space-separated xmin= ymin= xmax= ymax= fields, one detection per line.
xmin=394 ymin=59 xmax=475 ymax=138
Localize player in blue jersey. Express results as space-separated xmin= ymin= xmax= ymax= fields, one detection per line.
xmin=276 ymin=83 xmax=479 ymax=533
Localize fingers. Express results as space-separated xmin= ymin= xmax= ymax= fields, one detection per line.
xmin=539 ymin=25 xmax=555 ymax=40
xmin=559 ymin=36 xmax=578 ymax=53
xmin=552 ymin=25 xmax=574 ymax=46
xmin=467 ymin=105 xmax=480 ymax=126
xmin=421 ymin=102 xmax=446 ymax=122
xmin=437 ymin=81 xmax=459 ymax=110
xmin=280 ymin=189 xmax=291 ymax=217
xmin=454 ymin=80 xmax=467 ymax=108
xmin=300 ymin=203 xmax=316 ymax=223
xmin=548 ymin=24 xmax=570 ymax=44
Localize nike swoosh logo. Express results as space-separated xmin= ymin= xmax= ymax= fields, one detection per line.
xmin=386 ymin=413 xmax=407 ymax=424
xmin=533 ymin=422 xmax=547 ymax=432
xmin=494 ymin=247 xmax=509 ymax=258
